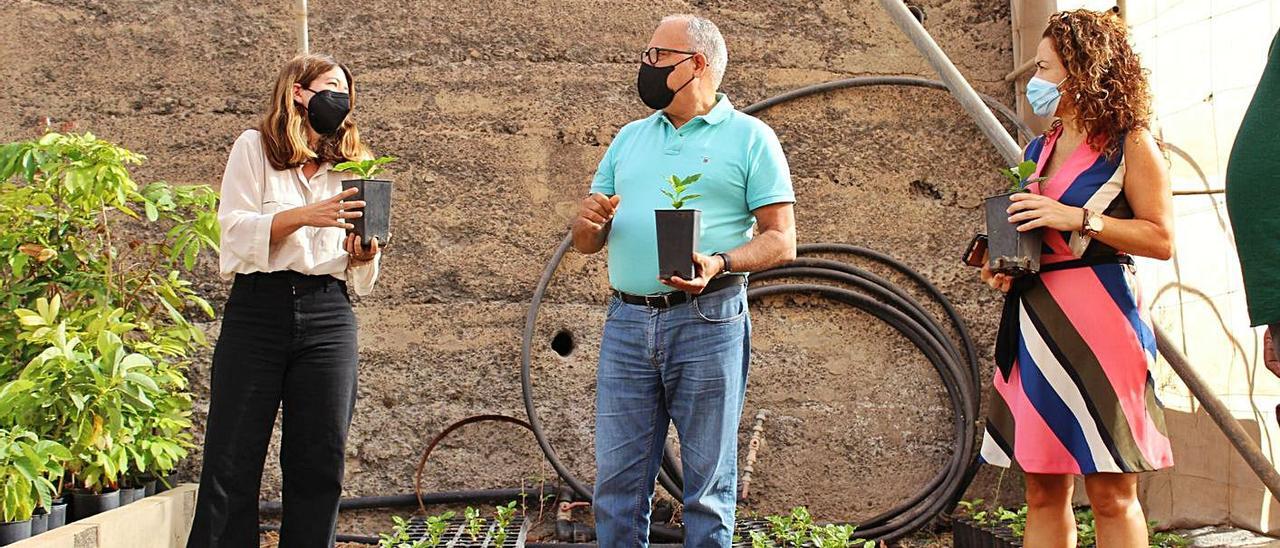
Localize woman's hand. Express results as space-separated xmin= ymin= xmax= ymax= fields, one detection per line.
xmin=293 ymin=187 xmax=366 ymax=229
xmin=978 ymin=249 xmax=1012 ymax=293
xmin=345 ymin=233 xmax=380 ymax=266
xmin=1007 ymin=193 xmax=1084 ymax=233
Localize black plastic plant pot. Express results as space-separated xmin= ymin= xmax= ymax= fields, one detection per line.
xmin=0 ymin=519 xmax=31 ymax=546
xmin=29 ymin=509 xmax=47 ymax=536
xmin=984 ymin=192 xmax=1042 ymax=276
xmin=655 ymin=209 xmax=701 ymax=281
xmin=69 ymin=489 xmax=120 ymax=521
xmin=342 ymin=179 xmax=392 ymax=247
xmin=48 ymin=499 xmax=66 ymax=529
xmin=120 ymin=487 xmax=145 ymax=505
xmin=142 ymin=478 xmax=157 ymax=497
xmin=156 ymin=471 xmax=178 ymax=493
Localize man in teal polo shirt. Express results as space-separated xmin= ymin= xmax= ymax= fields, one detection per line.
xmin=572 ymin=14 xmax=797 ymax=547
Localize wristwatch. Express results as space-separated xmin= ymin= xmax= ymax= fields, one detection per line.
xmin=1082 ymin=208 xmax=1105 ymax=237
xmin=713 ymin=252 xmax=733 ymax=276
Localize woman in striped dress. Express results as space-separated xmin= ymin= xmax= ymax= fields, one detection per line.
xmin=979 ymin=9 xmax=1174 ymax=547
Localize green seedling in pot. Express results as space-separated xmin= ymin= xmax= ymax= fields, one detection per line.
xmin=334 ymin=155 xmax=397 ymax=179
xmin=661 ymin=173 xmax=702 ymax=209
xmin=493 ymin=500 xmax=518 ymax=545
xmin=1000 ymin=159 xmax=1048 ymax=193
xmin=425 ymin=511 xmax=454 ymax=547
xmin=464 ymin=506 xmax=486 ymax=542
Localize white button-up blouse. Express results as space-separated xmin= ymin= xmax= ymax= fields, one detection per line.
xmin=216 ymin=129 xmax=380 ymax=295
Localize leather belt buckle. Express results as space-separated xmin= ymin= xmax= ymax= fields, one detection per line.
xmin=645 ymin=293 xmax=673 ymax=308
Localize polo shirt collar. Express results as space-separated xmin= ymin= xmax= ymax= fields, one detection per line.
xmin=651 ymin=93 xmax=735 ymax=127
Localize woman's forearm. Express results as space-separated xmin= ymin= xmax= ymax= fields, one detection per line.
xmin=1090 ymin=214 xmax=1173 ymax=260
xmin=269 ymin=208 xmax=304 ymax=243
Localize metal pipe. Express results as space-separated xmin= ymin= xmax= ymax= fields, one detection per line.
xmin=296 ymin=0 xmax=309 ymax=55
xmin=876 ymin=0 xmax=1022 ymax=165
xmin=1004 ymin=58 xmax=1037 ymax=82
xmin=1155 ymin=330 xmax=1280 ymax=502
xmin=738 ymin=410 xmax=768 ymax=501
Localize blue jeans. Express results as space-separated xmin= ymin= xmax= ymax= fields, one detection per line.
xmin=593 ymin=283 xmax=751 ymax=548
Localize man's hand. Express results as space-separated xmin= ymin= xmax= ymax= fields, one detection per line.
xmin=660 ymin=252 xmax=724 ymax=294
xmin=572 ymin=193 xmax=620 ymax=254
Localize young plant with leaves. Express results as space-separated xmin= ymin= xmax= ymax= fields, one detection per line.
xmin=334 ymin=155 xmax=397 ymax=179
xmin=0 ymin=426 xmax=70 ymax=524
xmin=661 ymin=173 xmax=702 ymax=210
xmin=425 ymin=510 xmax=455 ymax=546
xmin=0 ymin=133 xmax=216 ymax=493
xmin=999 ymin=160 xmax=1048 ymax=194
xmin=493 ymin=500 xmax=518 ymax=545
xmin=464 ymin=505 xmax=487 ymax=541
xmin=1 ymin=297 xmax=167 ymax=493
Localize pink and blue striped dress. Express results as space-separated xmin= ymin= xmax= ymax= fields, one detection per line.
xmin=981 ymin=125 xmax=1175 ymax=475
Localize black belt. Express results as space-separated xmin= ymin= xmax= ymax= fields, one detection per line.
xmin=614 ymin=274 xmax=747 ymax=309
xmin=236 ymin=271 xmax=344 ymax=295
xmin=994 ymin=255 xmax=1134 ymax=382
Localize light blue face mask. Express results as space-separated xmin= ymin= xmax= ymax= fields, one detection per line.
xmin=1026 ymin=76 xmax=1064 ymax=117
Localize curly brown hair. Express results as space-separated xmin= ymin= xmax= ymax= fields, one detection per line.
xmin=1043 ymin=8 xmax=1151 ymax=158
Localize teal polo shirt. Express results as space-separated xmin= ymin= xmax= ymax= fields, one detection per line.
xmin=590 ymin=94 xmax=795 ymax=296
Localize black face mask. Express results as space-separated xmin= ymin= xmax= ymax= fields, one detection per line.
xmin=302 ymin=88 xmax=350 ymax=134
xmin=636 ymin=55 xmax=696 ymax=110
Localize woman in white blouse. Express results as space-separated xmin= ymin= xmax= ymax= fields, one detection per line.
xmin=188 ymin=54 xmax=383 ymax=548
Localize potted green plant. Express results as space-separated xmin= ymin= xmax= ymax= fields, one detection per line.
xmin=334 ymin=155 xmax=396 ymax=248
xmin=983 ymin=160 xmax=1044 ymax=276
xmin=0 ymin=132 xmax=214 ymax=526
xmin=4 ymin=300 xmax=165 ymax=521
xmin=655 ymin=173 xmax=703 ymax=281
xmin=0 ymin=427 xmax=69 ymax=545
xmin=493 ymin=501 xmax=517 ymax=546
xmin=984 ymin=160 xmax=1047 ymax=276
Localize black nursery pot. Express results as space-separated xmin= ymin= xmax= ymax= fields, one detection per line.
xmin=119 ymin=486 xmax=145 ymax=505
xmin=142 ymin=477 xmax=158 ymax=497
xmin=29 ymin=508 xmax=47 ymax=536
xmin=984 ymin=192 xmax=1042 ymax=276
xmin=0 ymin=519 xmax=31 ymax=545
xmin=69 ymin=489 xmax=120 ymax=521
xmin=48 ymin=499 xmax=66 ymax=529
xmin=342 ymin=179 xmax=393 ymax=247
xmin=654 ymin=209 xmax=701 ymax=281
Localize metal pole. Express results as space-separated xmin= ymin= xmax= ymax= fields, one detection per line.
xmin=1156 ymin=330 xmax=1280 ymax=502
xmin=877 ymin=0 xmax=1022 ymax=166
xmin=296 ymin=0 xmax=309 ymax=55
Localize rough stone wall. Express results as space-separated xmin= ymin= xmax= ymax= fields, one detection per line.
xmin=2 ymin=0 xmax=1019 ymax=534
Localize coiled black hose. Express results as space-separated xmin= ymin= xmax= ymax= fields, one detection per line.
xmin=520 ymin=242 xmax=981 ymax=542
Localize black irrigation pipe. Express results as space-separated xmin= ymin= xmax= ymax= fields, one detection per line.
xmin=741 ymin=75 xmax=1037 ymax=143
xmin=520 ymin=243 xmax=982 ymax=542
xmin=258 ymin=486 xmax=551 ymax=515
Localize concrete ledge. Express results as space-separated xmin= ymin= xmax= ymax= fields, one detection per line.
xmin=12 ymin=484 xmax=198 ymax=548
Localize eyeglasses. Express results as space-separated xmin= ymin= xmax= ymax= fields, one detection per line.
xmin=641 ymin=47 xmax=697 ymax=66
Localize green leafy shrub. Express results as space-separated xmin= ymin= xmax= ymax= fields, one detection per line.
xmin=0 ymin=132 xmax=216 ymax=495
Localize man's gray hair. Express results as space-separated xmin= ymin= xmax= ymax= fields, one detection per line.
xmin=663 ymin=14 xmax=728 ymax=86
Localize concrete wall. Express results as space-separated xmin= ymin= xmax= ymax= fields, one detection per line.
xmin=10 ymin=485 xmax=198 ymax=548
xmin=1 ymin=0 xmax=1017 ymax=535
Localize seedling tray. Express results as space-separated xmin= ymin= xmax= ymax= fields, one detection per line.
xmin=404 ymin=516 xmax=529 ymax=547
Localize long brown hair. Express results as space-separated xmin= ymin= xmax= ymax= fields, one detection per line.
xmin=258 ymin=54 xmax=370 ymax=171
xmin=1043 ymin=8 xmax=1151 ymax=158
